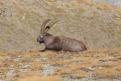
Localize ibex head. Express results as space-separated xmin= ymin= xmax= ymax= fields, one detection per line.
xmin=37 ymin=19 xmax=58 ymax=44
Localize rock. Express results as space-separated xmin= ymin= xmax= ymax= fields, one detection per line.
xmin=42 ymin=64 xmax=55 ymax=76
xmin=0 ymin=80 xmax=4 ymax=81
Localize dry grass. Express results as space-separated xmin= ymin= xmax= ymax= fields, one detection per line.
xmin=18 ymin=76 xmax=60 ymax=81
xmin=0 ymin=48 xmax=121 ymax=81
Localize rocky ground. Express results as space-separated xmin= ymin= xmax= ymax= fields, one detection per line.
xmin=0 ymin=49 xmax=121 ymax=81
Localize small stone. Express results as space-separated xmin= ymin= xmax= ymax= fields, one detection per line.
xmin=42 ymin=64 xmax=55 ymax=76
xmin=6 ymin=69 xmax=15 ymax=79
xmin=0 ymin=80 xmax=4 ymax=81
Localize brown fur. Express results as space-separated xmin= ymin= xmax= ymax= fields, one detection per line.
xmin=37 ymin=19 xmax=87 ymax=52
xmin=37 ymin=33 xmax=87 ymax=52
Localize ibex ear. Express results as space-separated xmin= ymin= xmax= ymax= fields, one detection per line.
xmin=44 ymin=19 xmax=59 ymax=33
xmin=45 ymin=26 xmax=50 ymax=30
xmin=41 ymin=19 xmax=51 ymax=35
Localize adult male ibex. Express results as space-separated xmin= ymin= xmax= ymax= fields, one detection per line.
xmin=37 ymin=19 xmax=87 ymax=52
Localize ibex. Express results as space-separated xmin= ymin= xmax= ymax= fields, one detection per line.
xmin=37 ymin=19 xmax=87 ymax=52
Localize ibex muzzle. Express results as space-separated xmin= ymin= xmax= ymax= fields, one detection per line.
xmin=37 ymin=19 xmax=87 ymax=52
